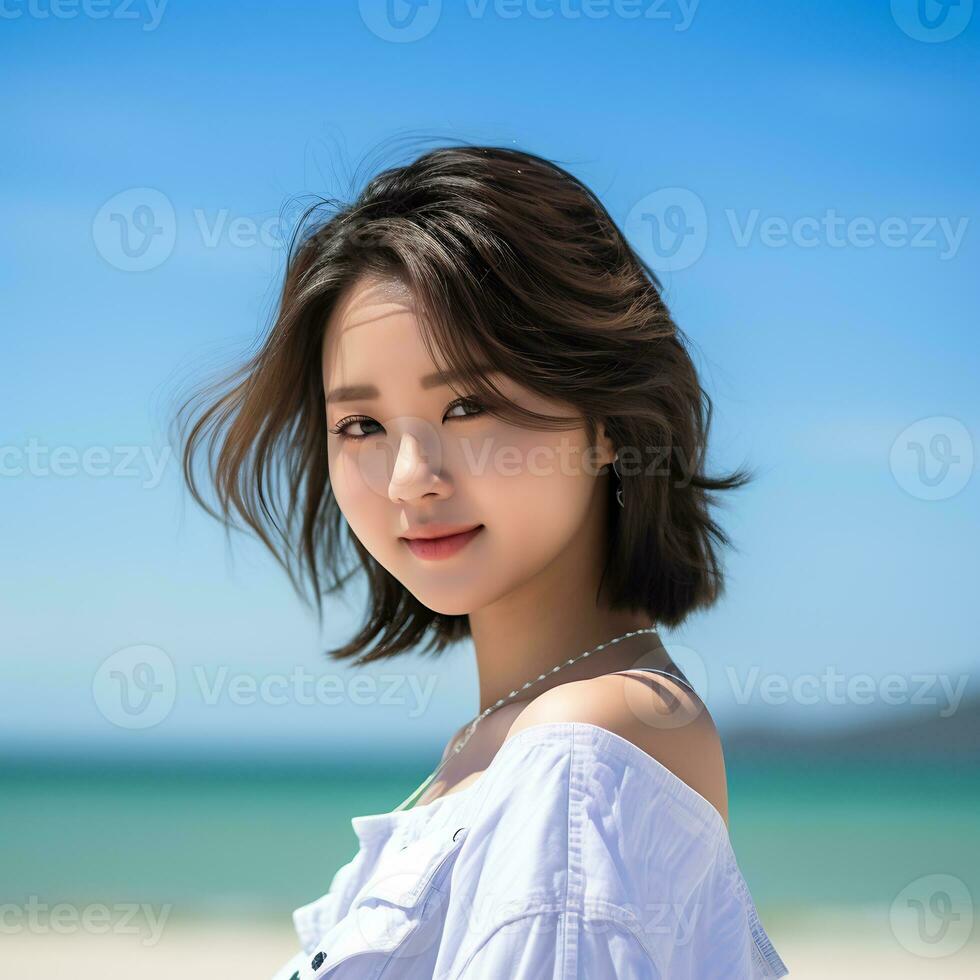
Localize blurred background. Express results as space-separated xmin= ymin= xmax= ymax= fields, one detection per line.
xmin=2 ymin=2 xmax=978 ymax=977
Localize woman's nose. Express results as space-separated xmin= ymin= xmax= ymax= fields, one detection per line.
xmin=387 ymin=427 xmax=449 ymax=503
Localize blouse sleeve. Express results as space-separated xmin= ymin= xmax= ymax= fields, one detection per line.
xmin=433 ymin=723 xmax=789 ymax=979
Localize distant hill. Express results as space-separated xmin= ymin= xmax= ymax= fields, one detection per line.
xmin=3 ymin=692 xmax=977 ymax=773
xmin=725 ymin=691 xmax=980 ymax=762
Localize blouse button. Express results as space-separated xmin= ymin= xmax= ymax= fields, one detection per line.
xmin=311 ymin=950 xmax=326 ymax=970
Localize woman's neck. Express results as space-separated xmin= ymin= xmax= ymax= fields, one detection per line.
xmin=469 ymin=604 xmax=665 ymax=715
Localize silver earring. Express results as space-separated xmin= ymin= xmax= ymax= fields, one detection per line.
xmin=612 ymin=454 xmax=625 ymax=508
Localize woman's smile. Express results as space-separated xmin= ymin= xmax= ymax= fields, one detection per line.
xmin=400 ymin=524 xmax=485 ymax=560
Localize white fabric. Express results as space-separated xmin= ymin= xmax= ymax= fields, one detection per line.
xmin=269 ymin=721 xmax=789 ymax=979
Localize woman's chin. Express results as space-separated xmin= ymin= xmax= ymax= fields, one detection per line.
xmin=412 ymin=593 xmax=478 ymax=617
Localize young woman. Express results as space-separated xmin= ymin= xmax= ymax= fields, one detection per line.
xmin=177 ymin=144 xmax=789 ymax=978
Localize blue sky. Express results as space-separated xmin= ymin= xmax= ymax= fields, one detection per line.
xmin=1 ymin=0 xmax=977 ymax=761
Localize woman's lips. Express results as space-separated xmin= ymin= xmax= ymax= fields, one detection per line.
xmin=401 ymin=525 xmax=484 ymax=560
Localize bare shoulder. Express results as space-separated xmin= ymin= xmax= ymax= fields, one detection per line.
xmin=507 ymin=671 xmax=729 ymax=828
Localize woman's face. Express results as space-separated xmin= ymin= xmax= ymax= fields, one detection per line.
xmin=322 ymin=274 xmax=616 ymax=616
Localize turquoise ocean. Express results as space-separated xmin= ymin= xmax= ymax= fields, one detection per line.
xmin=4 ymin=754 xmax=976 ymax=935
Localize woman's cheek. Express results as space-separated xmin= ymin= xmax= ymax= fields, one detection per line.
xmin=474 ymin=457 xmax=571 ymax=547
xmin=328 ymin=446 xmax=382 ymax=541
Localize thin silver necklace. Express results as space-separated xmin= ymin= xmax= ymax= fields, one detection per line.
xmin=393 ymin=625 xmax=660 ymax=812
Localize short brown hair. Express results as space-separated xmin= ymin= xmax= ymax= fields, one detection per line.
xmin=173 ymin=143 xmax=753 ymax=666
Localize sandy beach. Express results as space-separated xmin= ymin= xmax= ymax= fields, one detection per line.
xmin=5 ymin=912 xmax=978 ymax=979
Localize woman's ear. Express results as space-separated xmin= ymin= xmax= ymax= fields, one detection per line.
xmin=595 ymin=422 xmax=618 ymax=471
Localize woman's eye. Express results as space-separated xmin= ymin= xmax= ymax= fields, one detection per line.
xmin=444 ymin=397 xmax=484 ymax=420
xmin=328 ymin=415 xmax=379 ymax=440
xmin=330 ymin=397 xmax=484 ymax=441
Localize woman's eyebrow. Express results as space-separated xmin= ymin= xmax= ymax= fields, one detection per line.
xmin=325 ymin=366 xmax=494 ymax=405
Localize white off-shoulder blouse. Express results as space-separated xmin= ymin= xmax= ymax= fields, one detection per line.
xmin=268 ymin=718 xmax=789 ymax=979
